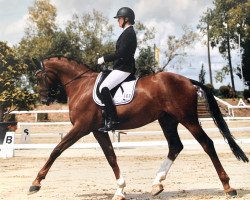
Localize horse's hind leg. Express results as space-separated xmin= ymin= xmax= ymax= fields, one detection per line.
xmin=182 ymin=118 xmax=237 ymax=196
xmin=29 ymin=125 xmax=86 ymax=194
xmin=93 ymin=131 xmax=125 ymax=200
xmin=151 ymin=113 xmax=183 ymax=196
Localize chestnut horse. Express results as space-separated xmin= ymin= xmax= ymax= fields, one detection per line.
xmin=30 ymin=56 xmax=248 ymax=200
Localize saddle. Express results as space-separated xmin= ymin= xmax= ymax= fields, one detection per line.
xmin=93 ymin=70 xmax=138 ymax=106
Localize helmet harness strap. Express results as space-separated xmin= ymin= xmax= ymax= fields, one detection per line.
xmin=122 ymin=17 xmax=128 ymax=28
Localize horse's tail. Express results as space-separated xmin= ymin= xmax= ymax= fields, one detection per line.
xmin=190 ymin=79 xmax=249 ymax=163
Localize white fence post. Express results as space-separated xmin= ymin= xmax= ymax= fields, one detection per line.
xmin=0 ymin=132 xmax=15 ymax=158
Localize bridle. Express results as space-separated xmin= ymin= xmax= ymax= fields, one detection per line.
xmin=36 ymin=68 xmax=56 ymax=105
xmin=35 ymin=60 xmax=90 ymax=104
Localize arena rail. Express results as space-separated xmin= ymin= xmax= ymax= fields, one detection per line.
xmin=214 ymin=97 xmax=250 ymax=117
xmin=8 ymin=138 xmax=250 ymax=149
xmin=9 ymin=98 xmax=250 ymax=124
xmin=3 ymin=100 xmax=249 ymax=159
xmin=14 ymin=116 xmax=250 ymax=130
xmin=1 ymin=126 xmax=250 ymax=158
xmin=10 ymin=110 xmax=69 ymax=122
xmin=15 ymin=116 xmax=250 ymax=125
xmin=1 ymin=138 xmax=250 ymax=158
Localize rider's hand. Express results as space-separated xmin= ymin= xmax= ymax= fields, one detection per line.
xmin=97 ymin=57 xmax=104 ymax=65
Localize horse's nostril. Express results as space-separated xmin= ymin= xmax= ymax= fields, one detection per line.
xmin=41 ymin=99 xmax=48 ymax=105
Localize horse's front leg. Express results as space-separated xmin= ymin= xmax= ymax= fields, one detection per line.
xmin=93 ymin=131 xmax=125 ymax=200
xmin=29 ymin=125 xmax=87 ymax=194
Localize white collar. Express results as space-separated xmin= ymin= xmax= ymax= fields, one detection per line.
xmin=123 ymin=25 xmax=133 ymax=31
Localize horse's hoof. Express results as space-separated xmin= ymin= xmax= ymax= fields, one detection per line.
xmin=225 ymin=188 xmax=237 ymax=197
xmin=112 ymin=195 xmax=125 ymax=200
xmin=151 ymin=184 xmax=164 ymax=196
xmin=28 ymin=185 xmax=41 ymax=195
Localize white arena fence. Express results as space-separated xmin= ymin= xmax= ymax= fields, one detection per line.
xmin=9 ymin=97 xmax=250 ymax=124
xmin=214 ymin=97 xmax=250 ymax=117
xmin=1 ymin=126 xmax=250 ymax=158
xmin=15 ymin=116 xmax=250 ymax=128
xmin=1 ymin=130 xmax=250 ymax=159
xmin=0 ymin=100 xmax=249 ymax=158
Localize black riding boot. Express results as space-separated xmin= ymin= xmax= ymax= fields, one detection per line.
xmin=98 ymin=87 xmax=119 ymax=132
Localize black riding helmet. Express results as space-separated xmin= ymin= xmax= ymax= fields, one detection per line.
xmin=114 ymin=7 xmax=135 ymax=25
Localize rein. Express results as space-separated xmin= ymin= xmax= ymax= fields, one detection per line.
xmin=63 ymin=69 xmax=91 ymax=87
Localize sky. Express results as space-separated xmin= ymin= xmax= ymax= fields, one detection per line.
xmin=0 ymin=0 xmax=244 ymax=90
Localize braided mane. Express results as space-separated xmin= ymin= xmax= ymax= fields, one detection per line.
xmin=42 ymin=55 xmax=92 ymax=69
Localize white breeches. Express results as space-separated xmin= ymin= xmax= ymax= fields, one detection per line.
xmin=99 ymin=70 xmax=131 ymax=93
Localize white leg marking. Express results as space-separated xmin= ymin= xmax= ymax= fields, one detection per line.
xmin=152 ymin=157 xmax=173 ymax=185
xmin=114 ymin=175 xmax=126 ymax=197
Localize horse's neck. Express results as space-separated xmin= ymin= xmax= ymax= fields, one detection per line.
xmin=66 ymin=72 xmax=97 ymax=100
xmin=51 ymin=62 xmax=89 ymax=86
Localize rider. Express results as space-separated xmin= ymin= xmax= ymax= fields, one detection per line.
xmin=98 ymin=7 xmax=137 ymax=132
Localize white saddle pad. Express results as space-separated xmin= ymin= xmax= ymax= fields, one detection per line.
xmin=93 ymin=73 xmax=138 ymax=106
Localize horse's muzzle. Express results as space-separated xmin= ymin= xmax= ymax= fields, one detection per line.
xmin=41 ymin=97 xmax=54 ymax=106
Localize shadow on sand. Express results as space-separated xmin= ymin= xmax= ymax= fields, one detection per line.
xmin=76 ymin=188 xmax=250 ymax=199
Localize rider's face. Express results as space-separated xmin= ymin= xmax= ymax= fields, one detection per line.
xmin=118 ymin=17 xmax=124 ymax=28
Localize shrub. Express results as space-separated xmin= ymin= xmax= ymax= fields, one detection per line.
xmin=37 ymin=113 xmax=49 ymax=122
xmin=243 ymin=89 xmax=250 ymax=100
xmin=219 ymin=86 xmax=230 ymax=98
xmin=205 ymin=83 xmax=214 ymax=94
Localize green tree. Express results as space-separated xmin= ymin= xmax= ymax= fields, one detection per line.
xmin=197 ymin=8 xmax=214 ymax=85
xmin=17 ymin=0 xmax=58 ymax=60
xmin=214 ymin=64 xmax=239 ymax=86
xmin=199 ymin=63 xmax=206 ymax=84
xmin=226 ymin=0 xmax=250 ymax=88
xmin=134 ymin=22 xmax=156 ymax=75
xmin=18 ymin=0 xmax=91 ymax=61
xmin=135 ymin=46 xmax=155 ymax=76
xmin=134 ymin=21 xmax=155 ymax=50
xmin=16 ymin=0 xmax=59 ymax=98
xmin=28 ymin=0 xmax=57 ymax=36
xmin=65 ymin=10 xmax=115 ymax=68
xmin=160 ymin=26 xmax=199 ymax=71
xmin=198 ymin=0 xmax=250 ymax=91
xmin=0 ymin=42 xmax=37 ymax=121
xmin=242 ymin=39 xmax=250 ymax=87
xmin=47 ymin=30 xmax=83 ymax=59
xmin=219 ymin=85 xmax=230 ymax=98
xmin=136 ymin=24 xmax=198 ymax=74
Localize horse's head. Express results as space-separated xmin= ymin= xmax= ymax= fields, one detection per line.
xmin=34 ymin=58 xmax=67 ymax=105
xmin=35 ymin=70 xmax=55 ymax=105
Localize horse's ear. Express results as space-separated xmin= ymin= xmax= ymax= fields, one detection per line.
xmin=32 ymin=58 xmax=43 ymax=70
